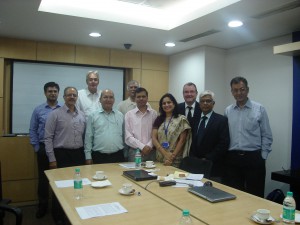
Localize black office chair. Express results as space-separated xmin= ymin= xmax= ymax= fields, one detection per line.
xmin=179 ymin=157 xmax=213 ymax=179
xmin=0 ymin=161 xmax=22 ymax=225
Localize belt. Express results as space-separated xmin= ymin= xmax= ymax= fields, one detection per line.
xmin=230 ymin=149 xmax=261 ymax=156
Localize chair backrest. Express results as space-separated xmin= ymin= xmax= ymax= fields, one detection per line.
xmin=179 ymin=157 xmax=213 ymax=178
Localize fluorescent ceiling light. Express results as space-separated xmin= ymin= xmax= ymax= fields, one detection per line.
xmin=39 ymin=0 xmax=241 ymax=30
xmin=228 ymin=20 xmax=243 ymax=28
xmin=165 ymin=42 xmax=175 ymax=47
xmin=89 ymin=32 xmax=101 ymax=37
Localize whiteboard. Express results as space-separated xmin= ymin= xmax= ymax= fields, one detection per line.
xmin=12 ymin=61 xmax=124 ymax=134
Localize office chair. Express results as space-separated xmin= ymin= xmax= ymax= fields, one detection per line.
xmin=0 ymin=161 xmax=22 ymax=225
xmin=179 ymin=157 xmax=213 ymax=179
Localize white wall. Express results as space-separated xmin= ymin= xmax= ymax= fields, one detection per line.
xmin=169 ymin=35 xmax=293 ymax=196
xmin=169 ymin=47 xmax=205 ymax=103
xmin=204 ymin=46 xmax=227 ymax=114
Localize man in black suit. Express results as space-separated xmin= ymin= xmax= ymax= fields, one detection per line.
xmin=178 ymin=82 xmax=201 ymax=128
xmin=190 ymin=90 xmax=230 ymax=181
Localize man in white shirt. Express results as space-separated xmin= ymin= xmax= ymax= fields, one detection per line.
xmin=76 ymin=71 xmax=101 ymax=119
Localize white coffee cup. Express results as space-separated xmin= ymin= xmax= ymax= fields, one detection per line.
xmin=95 ymin=171 xmax=105 ymax=179
xmin=122 ymin=183 xmax=133 ymax=194
xmin=256 ymin=209 xmax=270 ymax=220
xmin=146 ymin=161 xmax=154 ymax=168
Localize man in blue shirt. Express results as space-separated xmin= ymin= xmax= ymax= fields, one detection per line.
xmin=224 ymin=77 xmax=273 ymax=198
xmin=29 ymin=82 xmax=60 ymax=218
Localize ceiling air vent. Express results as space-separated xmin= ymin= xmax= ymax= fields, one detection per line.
xmin=179 ymin=29 xmax=220 ymax=42
xmin=252 ymin=0 xmax=300 ymax=19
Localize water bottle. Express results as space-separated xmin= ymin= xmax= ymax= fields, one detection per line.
xmin=179 ymin=209 xmax=193 ymax=225
xmin=74 ymin=168 xmax=83 ymax=200
xmin=283 ymin=191 xmax=296 ymax=224
xmin=135 ymin=148 xmax=141 ymax=169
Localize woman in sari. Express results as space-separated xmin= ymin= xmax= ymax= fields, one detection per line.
xmin=152 ymin=93 xmax=192 ymax=167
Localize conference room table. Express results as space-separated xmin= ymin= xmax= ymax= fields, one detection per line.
xmin=45 ymin=163 xmax=205 ymax=225
xmin=45 ymin=163 xmax=285 ymax=225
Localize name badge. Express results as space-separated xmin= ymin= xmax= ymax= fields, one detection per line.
xmin=161 ymin=142 xmax=170 ymax=149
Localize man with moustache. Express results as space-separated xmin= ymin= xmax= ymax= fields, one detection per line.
xmin=85 ymin=89 xmax=125 ymax=164
xmin=45 ymin=87 xmax=85 ymax=225
xmin=117 ymin=80 xmax=140 ymax=115
xmin=125 ymin=87 xmax=157 ymax=162
xmin=190 ymin=90 xmax=229 ymax=182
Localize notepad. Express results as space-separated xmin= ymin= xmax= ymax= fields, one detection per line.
xmin=123 ymin=170 xmax=157 ymax=181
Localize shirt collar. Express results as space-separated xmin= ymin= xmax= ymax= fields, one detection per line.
xmin=185 ymin=101 xmax=196 ymax=109
xmin=233 ymin=98 xmax=251 ymax=109
xmin=201 ymin=111 xmax=213 ymax=120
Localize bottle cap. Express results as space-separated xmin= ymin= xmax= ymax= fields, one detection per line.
xmin=182 ymin=209 xmax=190 ymax=216
xmin=287 ymin=191 xmax=293 ymax=197
xmin=75 ymin=168 xmax=80 ymax=173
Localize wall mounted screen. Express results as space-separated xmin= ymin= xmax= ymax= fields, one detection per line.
xmin=12 ymin=61 xmax=124 ymax=134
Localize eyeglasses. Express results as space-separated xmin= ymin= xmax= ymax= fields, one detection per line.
xmin=200 ymin=99 xmax=213 ymax=104
xmin=65 ymin=93 xmax=77 ymax=97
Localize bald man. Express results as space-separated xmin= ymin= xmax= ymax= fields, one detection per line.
xmin=84 ymin=89 xmax=125 ymax=164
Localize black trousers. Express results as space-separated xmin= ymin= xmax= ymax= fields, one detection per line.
xmin=92 ymin=150 xmax=125 ymax=164
xmin=52 ymin=147 xmax=85 ymax=222
xmin=223 ymin=150 xmax=266 ymax=198
xmin=36 ymin=143 xmax=49 ymax=208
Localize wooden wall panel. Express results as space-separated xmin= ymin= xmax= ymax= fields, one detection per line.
xmin=110 ymin=50 xmax=141 ymax=68
xmin=142 ymin=53 xmax=169 ymax=71
xmin=0 ymin=58 xmax=3 ymax=97
xmin=75 ymin=45 xmax=110 ymax=66
xmin=3 ymin=180 xmax=37 ymax=203
xmin=0 ymin=98 xmax=3 ymax=136
xmin=0 ymin=38 xmax=36 ymax=60
xmin=132 ymin=69 xmax=141 ymax=83
xmin=37 ymin=42 xmax=75 ymax=63
xmin=0 ymin=137 xmax=36 ymax=180
xmin=141 ymin=70 xmax=168 ymax=101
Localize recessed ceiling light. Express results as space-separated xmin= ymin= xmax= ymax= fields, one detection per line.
xmin=89 ymin=32 xmax=101 ymax=37
xmin=165 ymin=42 xmax=175 ymax=47
xmin=228 ymin=20 xmax=243 ymax=28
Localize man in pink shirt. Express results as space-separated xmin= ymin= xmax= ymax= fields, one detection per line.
xmin=125 ymin=87 xmax=157 ymax=162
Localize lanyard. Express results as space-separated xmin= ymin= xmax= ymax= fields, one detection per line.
xmin=164 ymin=116 xmax=173 ymax=138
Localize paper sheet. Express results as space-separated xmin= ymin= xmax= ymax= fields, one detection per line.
xmin=119 ymin=163 xmax=136 ymax=169
xmin=76 ymin=202 xmax=128 ymax=219
xmin=55 ymin=178 xmax=91 ymax=188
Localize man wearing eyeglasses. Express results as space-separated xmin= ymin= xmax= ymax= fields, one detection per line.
xmin=76 ymin=71 xmax=101 ymax=119
xmin=224 ymin=76 xmax=273 ymax=198
xmin=190 ymin=90 xmax=230 ymax=182
xmin=44 ymin=87 xmax=85 ymax=225
xmin=85 ymin=89 xmax=125 ymax=164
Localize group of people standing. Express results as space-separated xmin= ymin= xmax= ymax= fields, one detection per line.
xmin=29 ymin=71 xmax=273 ymax=225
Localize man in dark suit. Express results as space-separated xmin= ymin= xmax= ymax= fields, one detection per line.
xmin=178 ymin=82 xmax=201 ymax=128
xmin=190 ymin=90 xmax=230 ymax=181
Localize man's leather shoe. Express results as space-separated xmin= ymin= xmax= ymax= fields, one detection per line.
xmin=36 ymin=207 xmax=47 ymax=218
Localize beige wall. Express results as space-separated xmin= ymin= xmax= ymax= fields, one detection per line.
xmin=0 ymin=37 xmax=169 ymax=204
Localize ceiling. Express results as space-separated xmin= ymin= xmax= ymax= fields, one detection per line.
xmin=0 ymin=0 xmax=300 ymax=56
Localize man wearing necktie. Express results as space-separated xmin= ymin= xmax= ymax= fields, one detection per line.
xmin=178 ymin=82 xmax=201 ymax=128
xmin=190 ymin=90 xmax=230 ymax=182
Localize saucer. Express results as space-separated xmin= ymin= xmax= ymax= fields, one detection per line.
xmin=91 ymin=180 xmax=112 ymax=188
xmin=251 ymin=213 xmax=275 ymax=224
xmin=118 ymin=188 xmax=135 ymax=196
xmin=92 ymin=175 xmax=108 ymax=181
xmin=145 ymin=165 xmax=156 ymax=169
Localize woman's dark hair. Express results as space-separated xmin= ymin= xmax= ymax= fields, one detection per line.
xmin=153 ymin=93 xmax=179 ymax=128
